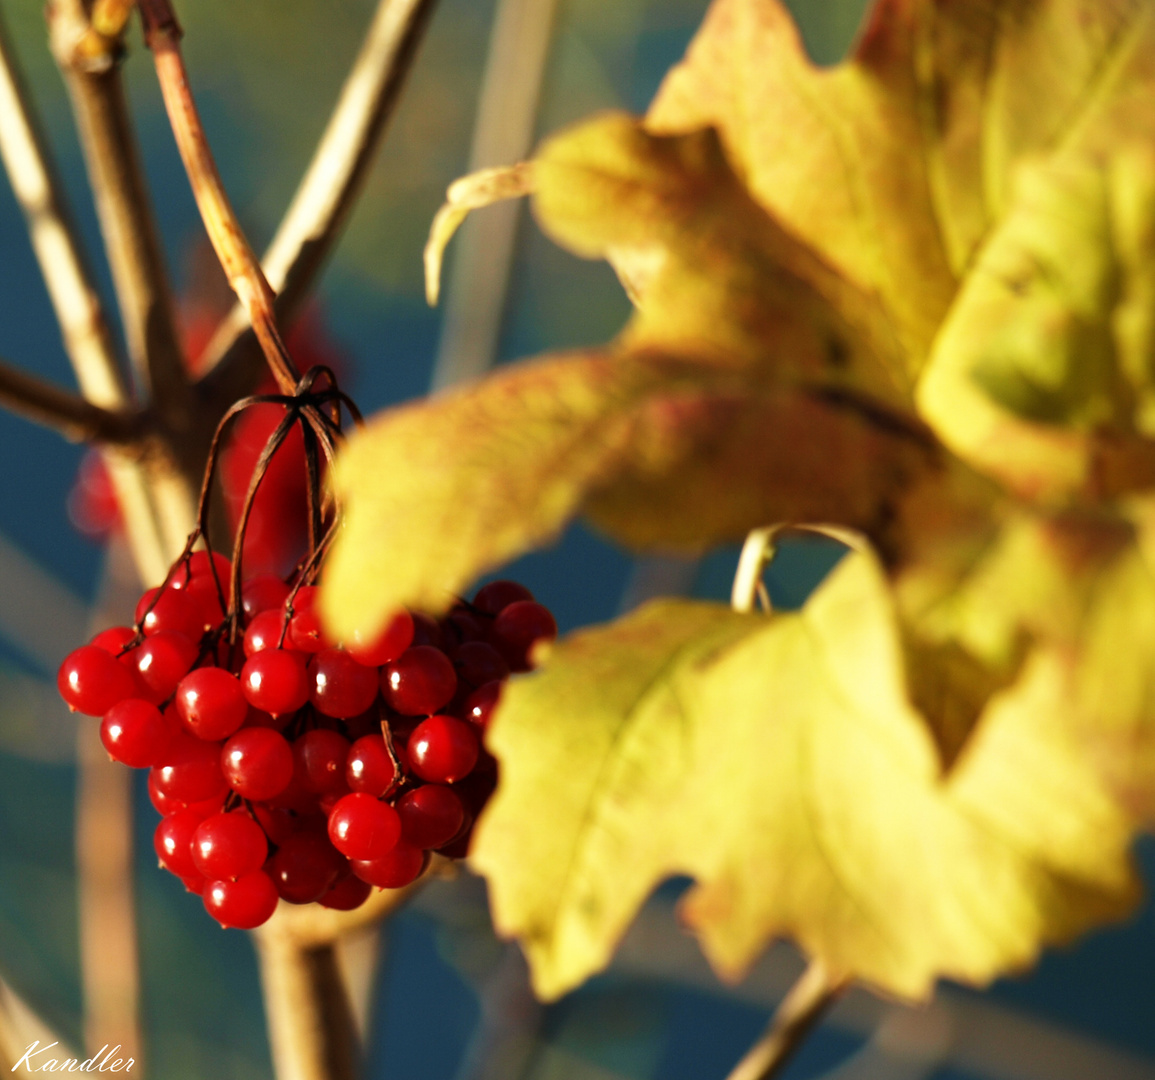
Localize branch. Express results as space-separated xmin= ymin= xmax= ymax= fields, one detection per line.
xmin=139 ymin=0 xmax=299 ymax=395
xmin=724 ymin=960 xmax=847 ymax=1080
xmin=50 ymin=0 xmax=191 ymax=431
xmin=196 ymin=0 xmax=438 ymax=402
xmin=0 ymin=6 xmax=177 ymax=583
xmin=0 ymin=355 xmax=140 ymax=443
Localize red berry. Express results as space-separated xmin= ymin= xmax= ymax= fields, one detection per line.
xmin=408 ymin=715 xmax=478 ymax=783
xmin=381 ymin=646 xmax=457 ymax=716
xmin=286 ymin=586 xmax=332 ymax=653
xmin=309 ymin=649 xmax=378 ymax=718
xmin=182 ymin=874 xmax=207 ymax=895
xmin=463 ymin=681 xmax=501 ymax=729
xmin=183 ymin=574 xmax=227 ymax=634
xmin=318 ymin=874 xmax=372 ymax=910
xmin=184 ymin=550 xmax=232 ymax=586
xmin=192 ymin=811 xmax=268 ymax=880
xmin=265 ymin=829 xmax=347 ymax=904
xmin=221 ymin=727 xmax=293 ymax=801
xmin=204 ymin=871 xmax=278 ymax=928
xmin=345 ymin=610 xmax=414 ymax=668
xmin=397 ymin=785 xmax=465 ymax=850
xmin=136 ymin=586 xmax=203 ymax=640
xmin=293 ymin=729 xmax=351 ymax=793
xmin=473 ymin=580 xmax=533 ymax=615
xmin=350 ymin=841 xmax=425 ymax=889
xmin=58 ymin=645 xmax=137 ymax=716
xmin=327 ymin=792 xmax=400 ymax=860
xmin=241 ymin=649 xmax=309 ymax=716
xmin=154 ymin=808 xmax=206 ymax=878
xmin=345 ymin=735 xmax=397 ymax=797
xmin=90 ymin=625 xmax=136 ymax=655
xmin=147 ymin=768 xmax=224 ymax=817
xmin=134 ymin=630 xmax=198 ymax=700
xmin=452 ymin=641 xmax=508 ymax=688
xmin=242 ymin=574 xmax=290 ymax=618
xmin=493 ymin=601 xmax=556 ymax=670
xmin=175 ymin=667 xmax=248 ymax=740
xmin=410 ymin=614 xmax=447 ymax=650
xmin=101 ymin=698 xmax=175 ymax=767
xmin=244 ymin=609 xmax=287 ymax=656
xmin=151 ymin=732 xmax=227 ymax=803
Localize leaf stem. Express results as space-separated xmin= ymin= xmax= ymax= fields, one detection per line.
xmin=724 ymin=960 xmax=847 ymax=1080
xmin=195 ymin=0 xmax=439 ymax=400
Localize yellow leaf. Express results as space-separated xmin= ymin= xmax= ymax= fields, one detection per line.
xmin=472 ymin=551 xmax=1138 ymax=1000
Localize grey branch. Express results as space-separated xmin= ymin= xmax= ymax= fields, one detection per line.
xmin=197 ymin=0 xmax=439 ymax=401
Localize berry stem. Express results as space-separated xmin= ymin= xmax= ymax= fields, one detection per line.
xmin=724 ymin=960 xmax=847 ymax=1080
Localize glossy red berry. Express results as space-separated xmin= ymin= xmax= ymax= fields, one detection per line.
xmin=244 ymin=609 xmax=287 ymax=656
xmin=151 ymin=731 xmax=228 ymax=804
xmin=136 ymin=586 xmax=203 ymax=640
xmin=397 ymin=785 xmax=465 ymax=850
xmin=183 ymin=550 xmax=232 ymax=586
xmin=134 ymin=630 xmax=198 ymax=700
xmin=326 ymin=792 xmax=400 ymax=860
xmin=58 ymin=645 xmax=137 ymax=716
xmin=101 ymin=698 xmax=175 ymax=768
xmin=345 ymin=735 xmax=397 ymax=797
xmin=350 ymin=841 xmax=425 ymax=889
xmin=242 ymin=574 xmax=290 ymax=618
xmin=265 ymin=829 xmax=347 ymax=904
xmin=408 ymin=715 xmax=479 ymax=784
xmin=345 ymin=610 xmax=414 ymax=667
xmin=153 ymin=808 xmax=206 ymax=878
xmin=192 ymin=811 xmax=268 ymax=880
xmin=241 ymin=649 xmax=309 ymax=716
xmin=204 ymin=871 xmax=279 ymax=928
xmin=286 ymin=586 xmax=332 ymax=652
xmin=90 ymin=625 xmax=136 ymax=656
xmin=381 ymin=646 xmax=457 ymax=716
xmin=472 ymin=580 xmax=533 ymax=615
xmin=309 ymin=649 xmax=378 ymax=718
xmin=462 ymin=681 xmax=501 ymax=729
xmin=221 ymin=727 xmax=293 ymax=801
xmin=175 ymin=667 xmax=248 ymax=740
xmin=293 ymin=729 xmax=351 ymax=794
xmin=183 ymin=574 xmax=227 ymax=634
xmin=147 ymin=768 xmax=224 ymax=817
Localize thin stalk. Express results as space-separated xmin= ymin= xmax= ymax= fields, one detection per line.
xmin=0 ymin=355 xmax=139 ymax=443
xmin=724 ymin=960 xmax=847 ymax=1080
xmin=430 ymin=0 xmax=560 ymax=390
xmin=197 ymin=0 xmax=439 ymax=398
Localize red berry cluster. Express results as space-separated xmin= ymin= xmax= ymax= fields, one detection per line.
xmin=57 ymin=554 xmax=556 ymax=930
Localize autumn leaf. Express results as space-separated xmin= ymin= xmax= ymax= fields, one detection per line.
xmin=471 ymin=551 xmax=1139 ymax=1000
xmin=322 ymin=348 xmax=937 ymax=640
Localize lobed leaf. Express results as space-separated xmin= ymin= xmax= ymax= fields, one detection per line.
xmin=322 ymin=349 xmax=938 ymax=641
xmin=471 ymin=551 xmax=1139 ymax=1000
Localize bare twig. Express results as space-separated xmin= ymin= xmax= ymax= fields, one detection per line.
xmin=196 ymin=0 xmax=438 ymax=402
xmin=430 ymin=0 xmax=560 ymax=390
xmin=49 ymin=0 xmax=190 ymax=433
xmin=0 ymin=6 xmax=174 ymax=583
xmin=0 ymin=354 xmax=139 ymax=443
xmin=725 ymin=960 xmax=847 ymax=1080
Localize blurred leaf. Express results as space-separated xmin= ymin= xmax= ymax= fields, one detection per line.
xmin=323 ymin=343 xmax=936 ymax=639
xmin=471 ymin=551 xmax=1138 ymax=1000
